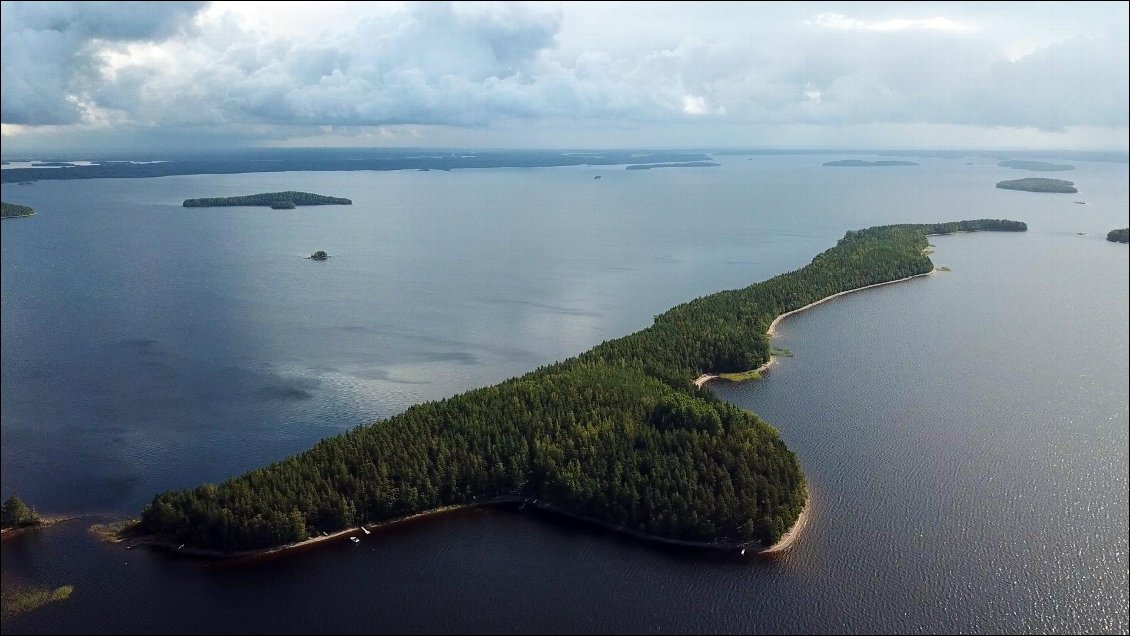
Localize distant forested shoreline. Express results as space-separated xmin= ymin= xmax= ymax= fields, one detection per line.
xmin=0 ymin=150 xmax=716 ymax=183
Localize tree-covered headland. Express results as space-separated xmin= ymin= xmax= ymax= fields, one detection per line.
xmin=1 ymin=496 xmax=42 ymax=529
xmin=1 ymin=202 xmax=36 ymax=218
xmin=183 ymin=192 xmax=351 ymax=207
xmin=1107 ymin=228 xmax=1129 ymax=243
xmin=140 ymin=220 xmax=1026 ymax=553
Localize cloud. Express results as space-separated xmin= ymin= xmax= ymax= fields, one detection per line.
xmin=1 ymin=1 xmax=206 ymax=125
xmin=809 ymin=13 xmax=973 ymax=32
xmin=1 ymin=2 xmax=1126 ymax=150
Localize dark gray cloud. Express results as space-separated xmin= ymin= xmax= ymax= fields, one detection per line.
xmin=1 ymin=1 xmax=205 ymax=124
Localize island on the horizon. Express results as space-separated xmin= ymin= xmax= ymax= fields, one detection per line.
xmin=137 ymin=219 xmax=1026 ymax=559
xmin=1107 ymin=228 xmax=1129 ymax=243
xmin=183 ymin=191 xmax=352 ymax=208
xmin=1 ymin=201 xmax=36 ymax=218
xmin=308 ymin=250 xmax=329 ymax=260
xmin=822 ymin=159 xmax=919 ymax=167
xmin=998 ymin=159 xmax=1074 ymax=171
xmin=995 ymin=178 xmax=1078 ymax=193
xmin=625 ymin=162 xmax=721 ymax=170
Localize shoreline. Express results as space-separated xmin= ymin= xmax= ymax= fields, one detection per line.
xmin=140 ymin=492 xmax=807 ymax=561
xmin=140 ymin=497 xmax=528 ymax=561
xmin=1 ymin=515 xmax=82 ymax=539
xmin=759 ymin=491 xmax=810 ymax=555
xmin=695 ymin=269 xmax=935 ymax=390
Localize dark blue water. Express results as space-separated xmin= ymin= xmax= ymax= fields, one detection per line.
xmin=2 ymin=156 xmax=1127 ymax=633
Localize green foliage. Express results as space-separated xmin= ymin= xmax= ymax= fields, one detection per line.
xmin=1 ymin=585 xmax=73 ymax=620
xmin=717 ymin=370 xmax=762 ymax=382
xmin=140 ymin=220 xmax=1025 ymax=552
xmin=1 ymin=495 xmax=41 ymax=528
xmin=183 ymin=192 xmax=352 ymax=207
xmin=995 ymin=178 xmax=1077 ymax=193
xmin=1107 ymin=228 xmax=1129 ymax=244
xmin=1 ymin=201 xmax=35 ymax=218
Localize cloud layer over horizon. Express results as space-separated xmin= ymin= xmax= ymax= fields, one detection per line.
xmin=2 ymin=1 xmax=1127 ymax=152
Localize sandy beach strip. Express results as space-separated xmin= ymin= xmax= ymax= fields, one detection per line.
xmin=758 ymin=492 xmax=809 ymax=556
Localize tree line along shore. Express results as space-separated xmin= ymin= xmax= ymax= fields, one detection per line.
xmin=138 ymin=219 xmax=1026 ymax=554
xmin=182 ymin=191 xmax=351 ymax=207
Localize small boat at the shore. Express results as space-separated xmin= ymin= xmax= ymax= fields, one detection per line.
xmin=360 ymin=527 xmax=370 ymax=535
xmin=350 ymin=536 xmax=360 ymax=544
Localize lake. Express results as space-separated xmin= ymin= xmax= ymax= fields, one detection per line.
xmin=2 ymin=155 xmax=1127 ymax=633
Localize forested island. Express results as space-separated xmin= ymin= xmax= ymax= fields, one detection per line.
xmin=1 ymin=202 xmax=36 ymax=218
xmin=183 ymin=192 xmax=351 ymax=207
xmin=995 ymin=178 xmax=1077 ymax=193
xmin=138 ymin=219 xmax=1026 ymax=554
xmin=822 ymin=160 xmax=919 ymax=167
xmin=1107 ymin=228 xmax=1129 ymax=243
xmin=998 ymin=160 xmax=1074 ymax=171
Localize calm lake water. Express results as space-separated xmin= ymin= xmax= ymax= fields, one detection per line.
xmin=2 ymin=155 xmax=1127 ymax=633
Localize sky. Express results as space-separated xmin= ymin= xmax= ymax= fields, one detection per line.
xmin=1 ymin=1 xmax=1127 ymax=154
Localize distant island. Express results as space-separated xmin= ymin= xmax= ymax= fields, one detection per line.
xmin=625 ymin=162 xmax=720 ymax=170
xmin=30 ymin=161 xmax=79 ymax=167
xmin=823 ymin=160 xmax=919 ymax=167
xmin=183 ymin=192 xmax=352 ymax=207
xmin=995 ymin=178 xmax=1077 ymax=193
xmin=308 ymin=250 xmax=329 ymax=260
xmin=1 ymin=201 xmax=36 ymax=218
xmin=998 ymin=160 xmax=1074 ymax=171
xmin=1107 ymin=228 xmax=1129 ymax=243
xmin=138 ymin=218 xmax=1026 ymax=557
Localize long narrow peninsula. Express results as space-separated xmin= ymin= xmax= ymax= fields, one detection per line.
xmin=183 ymin=191 xmax=351 ymax=207
xmin=139 ymin=219 xmax=1026 ymax=556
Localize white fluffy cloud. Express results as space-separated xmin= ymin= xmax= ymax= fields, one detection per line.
xmin=1 ymin=1 xmax=205 ymax=124
xmin=1 ymin=1 xmax=1127 ymax=150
